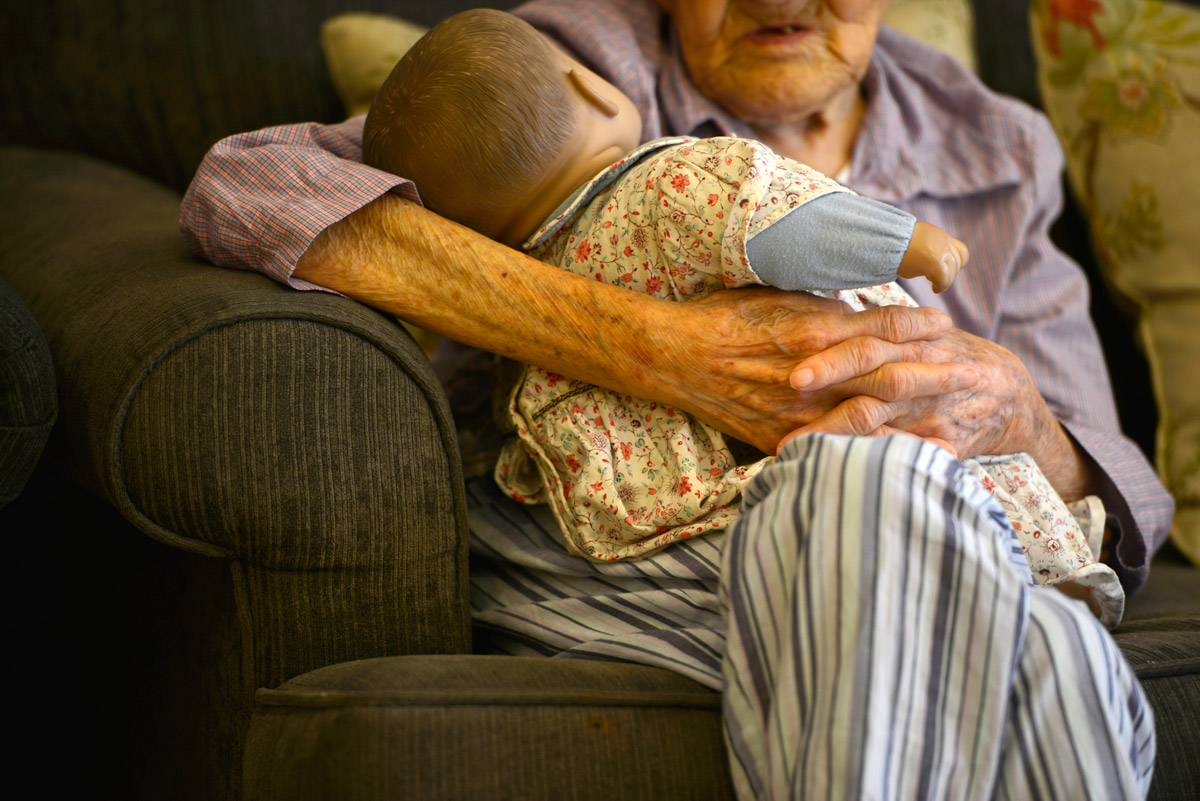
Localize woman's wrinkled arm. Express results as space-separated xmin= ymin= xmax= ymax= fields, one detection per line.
xmin=294 ymin=194 xmax=971 ymax=454
xmin=180 ymin=120 xmax=968 ymax=453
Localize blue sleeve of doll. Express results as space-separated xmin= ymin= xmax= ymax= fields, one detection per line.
xmin=745 ymin=192 xmax=916 ymax=291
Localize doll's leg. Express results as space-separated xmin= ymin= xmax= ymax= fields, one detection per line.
xmin=719 ymin=432 xmax=1153 ymax=801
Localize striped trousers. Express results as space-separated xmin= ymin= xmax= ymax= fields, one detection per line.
xmin=469 ymin=433 xmax=1155 ymax=799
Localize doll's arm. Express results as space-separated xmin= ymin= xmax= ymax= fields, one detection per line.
xmin=641 ymin=140 xmax=916 ymax=294
xmin=746 ymin=193 xmax=914 ymax=291
xmin=746 ymin=195 xmax=965 ymax=294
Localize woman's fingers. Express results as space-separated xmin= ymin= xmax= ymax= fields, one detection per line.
xmin=787 ymin=307 xmax=955 ymax=391
xmin=775 ymin=395 xmax=899 ymax=452
xmin=790 ymin=333 xmax=977 ymax=396
xmin=777 ymin=410 xmax=959 ymax=458
xmin=838 ymin=361 xmax=979 ymax=402
xmin=863 ymin=304 xmax=954 ymax=344
xmin=666 ymin=289 xmax=961 ymax=451
xmin=791 ymin=335 xmax=900 ymax=390
xmin=785 ymin=303 xmax=953 ymax=359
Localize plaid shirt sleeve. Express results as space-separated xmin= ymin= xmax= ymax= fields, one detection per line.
xmin=178 ymin=115 xmax=421 ymax=292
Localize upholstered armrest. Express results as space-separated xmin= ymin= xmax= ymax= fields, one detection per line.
xmin=0 ymin=147 xmax=471 ymax=663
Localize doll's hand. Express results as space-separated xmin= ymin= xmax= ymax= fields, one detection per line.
xmin=897 ymin=222 xmax=968 ymax=294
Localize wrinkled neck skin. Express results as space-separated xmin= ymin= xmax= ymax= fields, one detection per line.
xmin=492 ymin=56 xmax=643 ymax=250
xmin=748 ymin=81 xmax=864 ymax=177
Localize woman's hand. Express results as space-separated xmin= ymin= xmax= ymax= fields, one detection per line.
xmin=785 ymin=326 xmax=1102 ymax=501
xmin=641 ymin=286 xmax=979 ymax=454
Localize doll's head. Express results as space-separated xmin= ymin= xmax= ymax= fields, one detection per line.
xmin=363 ymin=9 xmax=642 ymax=247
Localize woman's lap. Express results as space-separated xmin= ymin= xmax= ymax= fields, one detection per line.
xmin=467 ymin=433 xmax=1154 ymax=798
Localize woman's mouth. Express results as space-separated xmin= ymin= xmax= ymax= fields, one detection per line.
xmin=743 ymin=24 xmax=813 ymax=47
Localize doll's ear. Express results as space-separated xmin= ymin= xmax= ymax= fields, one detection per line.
xmin=567 ymin=69 xmax=620 ymax=117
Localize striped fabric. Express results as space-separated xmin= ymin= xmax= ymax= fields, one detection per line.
xmin=722 ymin=433 xmax=1153 ymax=800
xmin=467 ymin=472 xmax=727 ymax=689
xmin=470 ymin=432 xmax=1155 ymax=799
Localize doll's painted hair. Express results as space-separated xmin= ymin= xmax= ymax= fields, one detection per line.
xmin=363 ymin=9 xmax=577 ymax=238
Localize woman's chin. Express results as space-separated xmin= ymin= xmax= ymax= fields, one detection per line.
xmin=702 ymin=56 xmax=858 ymax=120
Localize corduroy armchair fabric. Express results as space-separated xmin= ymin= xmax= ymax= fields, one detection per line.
xmin=0 ymin=147 xmax=471 ymax=799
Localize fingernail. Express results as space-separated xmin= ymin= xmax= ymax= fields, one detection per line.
xmin=791 ymin=367 xmax=814 ymax=389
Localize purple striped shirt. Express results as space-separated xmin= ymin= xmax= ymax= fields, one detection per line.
xmin=178 ymin=0 xmax=1173 ymax=591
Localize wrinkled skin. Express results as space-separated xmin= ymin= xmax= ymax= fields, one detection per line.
xmin=660 ymin=0 xmax=887 ymax=172
xmin=773 ymin=310 xmax=1094 ymax=500
xmin=645 ymin=286 xmax=973 ymax=451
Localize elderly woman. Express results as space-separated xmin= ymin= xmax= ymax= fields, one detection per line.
xmin=183 ymin=0 xmax=1171 ymax=797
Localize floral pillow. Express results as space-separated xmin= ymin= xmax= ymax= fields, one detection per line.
xmin=1031 ymin=0 xmax=1200 ymax=563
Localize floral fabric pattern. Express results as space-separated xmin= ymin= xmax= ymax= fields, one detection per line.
xmin=497 ymin=137 xmax=847 ymax=561
xmin=495 ymin=136 xmax=1123 ymax=623
xmin=968 ymin=454 xmax=1123 ymax=626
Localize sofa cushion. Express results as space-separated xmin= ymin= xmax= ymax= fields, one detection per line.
xmin=0 ymin=146 xmax=473 ymax=662
xmin=321 ymin=12 xmax=429 ymax=118
xmin=247 ymin=625 xmax=1200 ymax=801
xmin=1112 ymin=613 xmax=1200 ymax=801
xmin=245 ymin=655 xmax=733 ymax=801
xmin=0 ymin=0 xmax=511 ymax=193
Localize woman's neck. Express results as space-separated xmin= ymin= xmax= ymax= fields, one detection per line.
xmin=748 ymin=85 xmax=865 ymax=177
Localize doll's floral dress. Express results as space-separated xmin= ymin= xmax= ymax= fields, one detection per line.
xmin=496 ymin=136 xmax=1124 ymax=626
